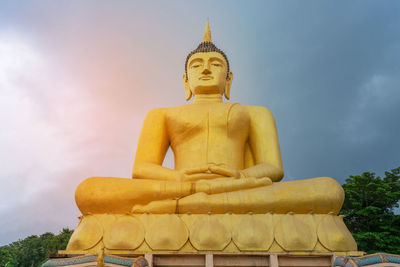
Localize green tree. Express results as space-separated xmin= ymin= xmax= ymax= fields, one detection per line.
xmin=0 ymin=247 xmax=16 ymax=267
xmin=0 ymin=228 xmax=73 ymax=267
xmin=341 ymin=167 xmax=400 ymax=254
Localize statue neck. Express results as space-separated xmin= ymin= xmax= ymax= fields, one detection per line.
xmin=193 ymin=94 xmax=223 ymax=104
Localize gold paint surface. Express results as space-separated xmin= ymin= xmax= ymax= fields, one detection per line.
xmin=67 ymin=216 xmax=103 ymax=251
xmin=72 ymin=22 xmax=344 ymax=217
xmin=67 ymin=22 xmax=355 ymax=253
xmin=103 ymin=215 xmax=144 ymax=250
xmin=275 ymin=214 xmax=317 ymax=251
xmin=145 ymin=214 xmax=188 ymax=250
xmin=317 ymin=215 xmax=357 ymax=251
xmin=95 ymin=214 xmax=117 ymax=233
xmin=232 ymin=214 xmax=273 ymax=251
xmin=189 ymin=215 xmax=231 ymax=250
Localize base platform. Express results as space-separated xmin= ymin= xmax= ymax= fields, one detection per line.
xmin=49 ymin=252 xmax=400 ymax=267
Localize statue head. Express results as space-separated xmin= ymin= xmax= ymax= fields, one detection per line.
xmin=183 ymin=22 xmax=233 ymax=101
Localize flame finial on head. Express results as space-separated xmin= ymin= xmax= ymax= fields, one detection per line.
xmin=202 ymin=20 xmax=212 ymax=42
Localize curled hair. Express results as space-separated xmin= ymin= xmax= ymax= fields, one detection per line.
xmin=185 ymin=42 xmax=230 ymax=80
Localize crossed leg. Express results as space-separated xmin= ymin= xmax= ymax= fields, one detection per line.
xmin=75 ymin=176 xmax=271 ymax=214
xmin=131 ymin=177 xmax=344 ymax=215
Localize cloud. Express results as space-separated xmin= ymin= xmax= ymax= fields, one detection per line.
xmin=341 ymin=73 xmax=400 ymax=144
xmin=0 ymin=31 xmax=102 ymax=244
xmin=0 ymin=33 xmax=59 ymax=204
xmin=0 ymin=22 xmax=169 ymax=245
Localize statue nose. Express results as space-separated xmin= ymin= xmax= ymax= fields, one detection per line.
xmin=202 ymin=67 xmax=211 ymax=75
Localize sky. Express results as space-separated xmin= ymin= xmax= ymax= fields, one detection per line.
xmin=0 ymin=1 xmax=399 ymax=246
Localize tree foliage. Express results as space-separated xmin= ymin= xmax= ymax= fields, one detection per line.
xmin=0 ymin=228 xmax=73 ymax=267
xmin=341 ymin=167 xmax=400 ymax=254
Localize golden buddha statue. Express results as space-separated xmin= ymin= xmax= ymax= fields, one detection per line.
xmin=67 ymin=22 xmax=358 ymax=254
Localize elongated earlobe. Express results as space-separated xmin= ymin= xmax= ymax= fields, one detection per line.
xmin=183 ymin=74 xmax=192 ymax=101
xmin=224 ymin=71 xmax=233 ymax=100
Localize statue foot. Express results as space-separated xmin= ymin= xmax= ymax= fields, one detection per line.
xmin=131 ymin=199 xmax=177 ymax=214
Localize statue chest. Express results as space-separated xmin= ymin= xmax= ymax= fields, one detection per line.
xmin=165 ymin=103 xmax=250 ymax=147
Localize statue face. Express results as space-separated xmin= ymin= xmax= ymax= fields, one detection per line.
xmin=186 ymin=52 xmax=228 ymax=96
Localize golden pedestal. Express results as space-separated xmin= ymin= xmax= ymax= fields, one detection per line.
xmin=65 ymin=213 xmax=358 ymax=254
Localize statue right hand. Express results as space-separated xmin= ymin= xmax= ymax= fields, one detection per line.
xmin=208 ymin=164 xmax=243 ymax=179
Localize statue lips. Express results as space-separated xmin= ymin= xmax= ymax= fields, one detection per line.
xmin=199 ymin=76 xmax=213 ymax=80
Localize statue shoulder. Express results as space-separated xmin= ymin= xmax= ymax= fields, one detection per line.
xmin=144 ymin=107 xmax=169 ymax=118
xmin=244 ymin=105 xmax=275 ymax=121
xmin=142 ymin=108 xmax=171 ymax=125
xmin=146 ymin=107 xmax=168 ymax=114
xmin=144 ymin=106 xmax=186 ymax=122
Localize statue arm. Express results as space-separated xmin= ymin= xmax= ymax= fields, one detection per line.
xmin=244 ymin=106 xmax=284 ymax=182
xmin=132 ymin=108 xmax=180 ymax=181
